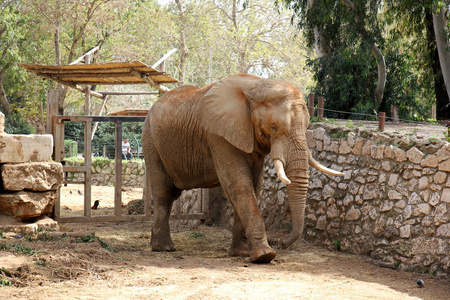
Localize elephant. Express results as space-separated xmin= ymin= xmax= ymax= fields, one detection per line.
xmin=142 ymin=74 xmax=344 ymax=263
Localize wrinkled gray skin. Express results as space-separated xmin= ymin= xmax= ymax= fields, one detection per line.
xmin=142 ymin=74 xmax=343 ymax=263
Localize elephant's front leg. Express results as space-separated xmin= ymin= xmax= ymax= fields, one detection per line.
xmin=211 ymin=143 xmax=276 ymax=263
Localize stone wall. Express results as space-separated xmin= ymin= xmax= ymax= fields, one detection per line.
xmin=66 ymin=159 xmax=145 ymax=188
xmin=257 ymin=122 xmax=450 ymax=274
xmin=0 ymin=112 xmax=63 ymax=232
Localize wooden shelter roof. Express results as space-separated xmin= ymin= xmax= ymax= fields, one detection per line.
xmin=109 ymin=109 xmax=149 ymax=116
xmin=21 ymin=61 xmax=178 ymax=86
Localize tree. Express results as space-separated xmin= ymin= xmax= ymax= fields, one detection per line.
xmin=283 ymin=0 xmax=387 ymax=112
xmin=385 ymin=0 xmax=450 ymax=119
xmin=433 ymin=3 xmax=450 ymax=116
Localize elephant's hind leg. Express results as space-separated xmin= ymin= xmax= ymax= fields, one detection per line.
xmin=229 ymin=209 xmax=249 ymax=257
xmin=151 ymin=186 xmax=181 ymax=252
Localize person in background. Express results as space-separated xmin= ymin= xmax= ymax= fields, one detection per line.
xmin=122 ymin=138 xmax=133 ymax=160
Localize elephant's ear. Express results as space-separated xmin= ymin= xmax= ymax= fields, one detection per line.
xmin=199 ymin=76 xmax=258 ymax=153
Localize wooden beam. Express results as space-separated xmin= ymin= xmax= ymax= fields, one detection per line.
xmin=98 ymin=91 xmax=159 ymax=95
xmin=152 ymin=48 xmax=178 ymax=69
xmin=36 ymin=72 xmax=105 ymax=99
xmin=69 ymin=46 xmax=100 ymax=65
xmin=131 ymin=69 xmax=170 ymax=93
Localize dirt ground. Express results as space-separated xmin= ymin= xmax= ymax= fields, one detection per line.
xmin=0 ymin=186 xmax=449 ymax=299
xmin=1 ymin=121 xmax=450 ymax=299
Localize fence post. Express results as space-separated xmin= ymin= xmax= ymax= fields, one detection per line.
xmin=432 ymin=104 xmax=436 ymax=120
xmin=308 ymin=93 xmax=315 ymax=118
xmin=318 ymin=96 xmax=324 ymax=120
xmin=379 ymin=112 xmax=385 ymax=131
xmin=391 ymin=105 xmax=399 ymax=123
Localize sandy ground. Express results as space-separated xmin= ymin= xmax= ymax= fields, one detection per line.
xmin=1 ymin=121 xmax=450 ymax=299
xmin=0 ymin=186 xmax=449 ymax=299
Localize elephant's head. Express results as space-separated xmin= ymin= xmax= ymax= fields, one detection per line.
xmin=199 ymin=74 xmax=344 ymax=249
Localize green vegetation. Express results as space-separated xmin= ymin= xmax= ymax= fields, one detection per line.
xmin=0 ymin=274 xmax=11 ymax=287
xmin=333 ymin=239 xmax=341 ymax=251
xmin=76 ymin=234 xmax=117 ymax=253
xmin=187 ymin=232 xmax=205 ymax=238
xmin=1 ymin=0 xmax=449 ymax=136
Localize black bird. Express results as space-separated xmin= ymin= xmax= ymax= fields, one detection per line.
xmin=416 ymin=279 xmax=424 ymax=288
xmin=91 ymin=200 xmax=100 ymax=210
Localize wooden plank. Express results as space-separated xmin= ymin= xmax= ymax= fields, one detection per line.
xmin=99 ymin=91 xmax=159 ymax=96
xmin=69 ymin=46 xmax=100 ymax=65
xmin=63 ymin=180 xmax=86 ymax=185
xmin=56 ymin=115 xmax=146 ymax=123
xmin=84 ymin=120 xmax=92 ymax=218
xmin=33 ymin=72 xmax=105 ymax=99
xmin=114 ymin=122 xmax=123 ymax=217
xmin=58 ymin=215 xmax=153 ymax=223
xmin=58 ymin=213 xmax=207 ymax=223
xmin=63 ymin=166 xmax=87 ymax=172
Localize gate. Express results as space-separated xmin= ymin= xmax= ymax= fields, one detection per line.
xmin=52 ymin=115 xmax=209 ymax=223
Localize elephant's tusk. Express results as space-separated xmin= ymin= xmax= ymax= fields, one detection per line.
xmin=274 ymin=159 xmax=292 ymax=185
xmin=309 ymin=156 xmax=345 ymax=177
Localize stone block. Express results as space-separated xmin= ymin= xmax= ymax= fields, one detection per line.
xmin=436 ymin=223 xmax=450 ymax=237
xmin=346 ymin=206 xmax=361 ymax=221
xmin=393 ymin=147 xmax=407 ymax=162
xmin=438 ymin=159 xmax=450 ymax=172
xmin=434 ymin=172 xmax=447 ymax=185
xmin=0 ymin=134 xmax=53 ymax=163
xmin=0 ymin=191 xmax=57 ymax=221
xmin=407 ymin=147 xmax=424 ymax=164
xmin=421 ymin=154 xmax=438 ymax=168
xmin=1 ymin=162 xmax=63 ymax=191
xmin=442 ymin=189 xmax=450 ymax=203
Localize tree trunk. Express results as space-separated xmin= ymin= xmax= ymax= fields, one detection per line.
xmin=340 ymin=0 xmax=386 ymax=107
xmin=175 ymin=0 xmax=188 ymax=84
xmin=307 ymin=0 xmax=332 ymax=58
xmin=425 ymin=9 xmax=449 ymax=119
xmin=0 ymin=75 xmax=12 ymax=121
xmin=433 ymin=5 xmax=450 ymax=117
xmin=371 ymin=43 xmax=386 ymax=105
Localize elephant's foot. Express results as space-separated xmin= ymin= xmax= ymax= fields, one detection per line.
xmin=151 ymin=235 xmax=176 ymax=252
xmin=229 ymin=243 xmax=249 ymax=257
xmin=249 ymin=246 xmax=276 ymax=263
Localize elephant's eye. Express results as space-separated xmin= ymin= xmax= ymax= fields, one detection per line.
xmin=270 ymin=125 xmax=278 ymax=133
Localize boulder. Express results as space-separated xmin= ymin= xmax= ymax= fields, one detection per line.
xmin=0 ymin=134 xmax=53 ymax=163
xmin=0 ymin=191 xmax=57 ymax=221
xmin=1 ymin=162 xmax=63 ymax=191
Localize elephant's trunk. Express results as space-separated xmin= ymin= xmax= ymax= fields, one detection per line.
xmin=279 ymin=148 xmax=309 ymax=249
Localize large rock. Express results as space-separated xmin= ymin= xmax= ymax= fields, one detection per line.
xmin=0 ymin=134 xmax=53 ymax=163
xmin=0 ymin=191 xmax=57 ymax=221
xmin=1 ymin=162 xmax=63 ymax=191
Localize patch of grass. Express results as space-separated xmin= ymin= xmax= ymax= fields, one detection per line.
xmin=0 ymin=243 xmax=11 ymax=250
xmin=427 ymin=118 xmax=439 ymax=126
xmin=444 ymin=132 xmax=450 ymax=142
xmin=13 ymin=244 xmax=39 ymax=256
xmin=0 ymin=232 xmax=4 ymax=239
xmin=187 ymin=232 xmax=205 ymax=239
xmin=34 ymin=260 xmax=48 ymax=267
xmin=406 ymin=128 xmax=418 ymax=136
xmin=0 ymin=274 xmax=11 ymax=287
xmin=76 ymin=234 xmax=117 ymax=253
xmin=324 ymin=118 xmax=337 ymax=125
xmin=333 ymin=239 xmax=341 ymax=251
xmin=330 ymin=131 xmax=348 ymax=139
xmin=76 ymin=234 xmax=97 ymax=243
xmin=428 ymin=137 xmax=439 ymax=143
